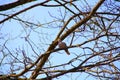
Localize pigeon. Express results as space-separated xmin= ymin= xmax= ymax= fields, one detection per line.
xmin=58 ymin=39 xmax=70 ymax=55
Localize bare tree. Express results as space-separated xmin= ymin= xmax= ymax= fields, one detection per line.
xmin=0 ymin=0 xmax=120 ymax=80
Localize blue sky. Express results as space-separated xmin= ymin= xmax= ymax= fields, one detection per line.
xmin=0 ymin=0 xmax=119 ymax=80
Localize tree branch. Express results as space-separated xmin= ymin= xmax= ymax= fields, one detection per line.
xmin=0 ymin=0 xmax=35 ymax=11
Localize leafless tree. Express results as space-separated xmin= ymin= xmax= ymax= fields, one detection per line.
xmin=0 ymin=0 xmax=120 ymax=80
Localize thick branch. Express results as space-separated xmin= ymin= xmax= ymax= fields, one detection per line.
xmin=61 ymin=0 xmax=105 ymax=40
xmin=0 ymin=0 xmax=35 ymax=11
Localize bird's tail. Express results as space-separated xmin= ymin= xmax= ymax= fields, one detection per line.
xmin=65 ymin=49 xmax=70 ymax=55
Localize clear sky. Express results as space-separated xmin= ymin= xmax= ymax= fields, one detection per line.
xmin=0 ymin=1 xmax=101 ymax=80
xmin=0 ymin=0 xmax=119 ymax=80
